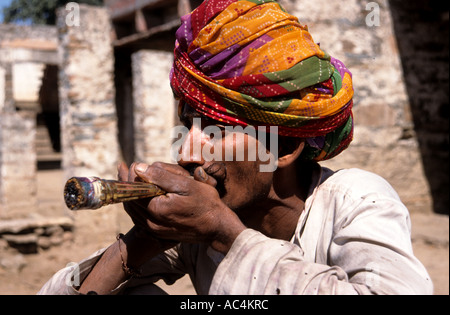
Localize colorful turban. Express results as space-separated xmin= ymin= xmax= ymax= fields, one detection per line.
xmin=170 ymin=0 xmax=354 ymax=161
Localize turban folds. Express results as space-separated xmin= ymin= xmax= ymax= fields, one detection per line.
xmin=170 ymin=0 xmax=354 ymax=161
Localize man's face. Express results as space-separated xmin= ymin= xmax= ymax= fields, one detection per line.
xmin=176 ymin=104 xmax=276 ymax=215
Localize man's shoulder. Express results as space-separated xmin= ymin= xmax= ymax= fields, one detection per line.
xmin=326 ymin=167 xmax=387 ymax=182
xmin=313 ymin=167 xmax=409 ymax=229
xmin=318 ymin=167 xmax=400 ymax=200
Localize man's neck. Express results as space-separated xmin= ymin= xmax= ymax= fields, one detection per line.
xmin=241 ymin=161 xmax=314 ymax=241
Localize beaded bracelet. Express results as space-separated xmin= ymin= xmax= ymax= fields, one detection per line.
xmin=116 ymin=233 xmax=142 ymax=278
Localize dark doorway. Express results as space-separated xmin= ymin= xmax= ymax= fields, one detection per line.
xmin=37 ymin=64 xmax=61 ymax=170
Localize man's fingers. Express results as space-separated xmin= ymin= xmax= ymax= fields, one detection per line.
xmin=137 ymin=162 xmax=190 ymax=177
xmin=117 ymin=162 xmax=129 ymax=181
xmin=193 ymin=167 xmax=217 ymax=188
xmin=135 ymin=163 xmax=192 ymax=194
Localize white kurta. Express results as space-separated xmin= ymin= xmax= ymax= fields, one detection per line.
xmin=38 ymin=167 xmax=433 ymax=295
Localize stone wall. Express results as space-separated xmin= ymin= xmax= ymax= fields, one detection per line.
xmin=0 ymin=111 xmax=37 ymax=219
xmin=55 ymin=5 xmax=130 ymax=243
xmin=132 ymin=50 xmax=175 ymax=164
xmin=56 ymin=5 xmax=119 ymax=180
xmin=0 ymin=66 xmax=5 ymax=111
xmin=283 ymin=0 xmax=437 ymax=214
xmin=0 ymin=24 xmax=58 ymax=65
xmin=0 ymin=23 xmax=59 ymax=219
xmin=12 ymin=62 xmax=46 ymax=108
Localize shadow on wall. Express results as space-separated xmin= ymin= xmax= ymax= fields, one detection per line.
xmin=390 ymin=0 xmax=449 ymax=215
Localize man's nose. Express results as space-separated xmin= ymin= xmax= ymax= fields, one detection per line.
xmin=178 ymin=124 xmax=206 ymax=169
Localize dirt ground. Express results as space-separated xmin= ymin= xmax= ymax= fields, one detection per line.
xmin=0 ymin=169 xmax=448 ymax=295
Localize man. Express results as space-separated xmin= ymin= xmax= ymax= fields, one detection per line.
xmin=39 ymin=0 xmax=432 ymax=295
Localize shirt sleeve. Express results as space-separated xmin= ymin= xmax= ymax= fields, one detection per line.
xmin=209 ymin=226 xmax=431 ymax=295
xmin=37 ymin=245 xmax=186 ymax=295
xmin=209 ymin=229 xmax=362 ymax=295
xmin=37 ymin=248 xmax=107 ymax=295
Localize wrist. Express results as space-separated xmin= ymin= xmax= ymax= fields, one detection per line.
xmin=211 ymin=214 xmax=246 ymax=255
xmin=78 ymin=226 xmax=166 ymax=295
xmin=120 ymin=226 xmax=174 ymax=269
xmin=116 ymin=233 xmax=143 ymax=278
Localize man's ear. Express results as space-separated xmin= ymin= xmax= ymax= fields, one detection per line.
xmin=277 ymin=138 xmax=305 ymax=169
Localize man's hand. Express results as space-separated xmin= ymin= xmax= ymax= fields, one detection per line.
xmin=118 ymin=162 xmax=246 ymax=254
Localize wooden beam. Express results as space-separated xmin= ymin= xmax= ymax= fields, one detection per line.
xmin=113 ymin=19 xmax=180 ymax=47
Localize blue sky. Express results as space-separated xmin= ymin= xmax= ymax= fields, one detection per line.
xmin=0 ymin=0 xmax=13 ymax=23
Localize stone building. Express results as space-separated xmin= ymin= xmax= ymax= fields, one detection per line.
xmin=0 ymin=0 xmax=448 ymax=229
xmin=0 ymin=24 xmax=60 ymax=219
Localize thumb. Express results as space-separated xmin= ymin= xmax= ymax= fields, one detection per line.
xmin=194 ymin=167 xmax=217 ymax=188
